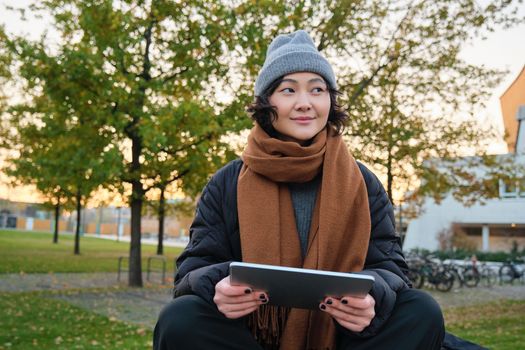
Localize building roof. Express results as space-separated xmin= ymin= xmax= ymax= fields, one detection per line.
xmin=501 ymin=65 xmax=525 ymax=99
xmin=500 ymin=64 xmax=525 ymax=152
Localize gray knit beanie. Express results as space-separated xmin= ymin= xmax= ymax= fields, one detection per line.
xmin=254 ymin=30 xmax=337 ymax=96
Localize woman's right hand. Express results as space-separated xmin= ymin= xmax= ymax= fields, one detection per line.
xmin=213 ymin=275 xmax=268 ymax=319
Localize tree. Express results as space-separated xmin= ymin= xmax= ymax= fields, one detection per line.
xmin=417 ymin=153 xmax=525 ymax=207
xmin=2 ymin=0 xmax=523 ymax=283
xmin=154 ymin=183 xmax=168 ymax=256
xmin=15 ymin=183 xmax=66 ymax=245
xmin=0 ymin=109 xmax=68 ymax=245
xmin=143 ymin=188 xmax=194 ymax=256
xmin=0 ymin=17 xmax=121 ymax=252
xmin=0 ymin=0 xmax=300 ymax=286
xmin=308 ymin=0 xmax=524 ymax=209
xmin=2 ymin=91 xmax=120 ymax=253
xmin=230 ymin=0 xmax=525 ymax=217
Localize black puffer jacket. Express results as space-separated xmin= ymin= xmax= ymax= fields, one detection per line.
xmin=174 ymin=158 xmax=411 ymax=337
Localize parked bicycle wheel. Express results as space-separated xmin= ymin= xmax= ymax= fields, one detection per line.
xmin=481 ymin=267 xmax=497 ymax=287
xmin=407 ymin=268 xmax=424 ymax=289
xmin=499 ymin=264 xmax=515 ymax=284
xmin=447 ymin=267 xmax=462 ymax=289
xmin=435 ymin=271 xmax=454 ymax=292
xmin=462 ymin=266 xmax=480 ymax=288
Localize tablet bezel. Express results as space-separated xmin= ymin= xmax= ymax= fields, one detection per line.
xmin=229 ymin=262 xmax=375 ymax=310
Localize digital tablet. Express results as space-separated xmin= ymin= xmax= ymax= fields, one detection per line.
xmin=229 ymin=262 xmax=375 ymax=310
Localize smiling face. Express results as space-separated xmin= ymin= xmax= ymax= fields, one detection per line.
xmin=268 ymin=72 xmax=331 ymax=145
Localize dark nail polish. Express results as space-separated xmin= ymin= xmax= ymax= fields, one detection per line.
xmin=259 ymin=293 xmax=266 ymax=300
xmin=244 ymin=288 xmax=252 ymax=294
xmin=326 ymin=299 xmax=333 ymax=305
xmin=341 ymin=299 xmax=348 ymax=305
xmin=320 ymin=303 xmax=326 ymax=310
xmin=261 ymin=298 xmax=268 ymax=303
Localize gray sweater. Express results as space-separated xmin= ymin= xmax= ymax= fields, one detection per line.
xmin=288 ymin=175 xmax=321 ymax=257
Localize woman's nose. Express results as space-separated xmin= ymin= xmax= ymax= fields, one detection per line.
xmin=295 ymin=93 xmax=312 ymax=110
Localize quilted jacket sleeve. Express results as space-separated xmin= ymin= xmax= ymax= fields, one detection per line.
xmin=339 ymin=163 xmax=411 ymax=338
xmin=173 ymin=160 xmax=242 ymax=305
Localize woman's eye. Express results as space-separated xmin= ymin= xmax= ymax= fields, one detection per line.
xmin=281 ymin=87 xmax=294 ymax=93
xmin=312 ymin=87 xmax=325 ymax=93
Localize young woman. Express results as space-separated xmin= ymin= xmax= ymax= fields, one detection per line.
xmin=153 ymin=30 xmax=445 ymax=350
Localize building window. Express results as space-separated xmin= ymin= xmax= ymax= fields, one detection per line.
xmin=499 ymin=178 xmax=525 ymax=198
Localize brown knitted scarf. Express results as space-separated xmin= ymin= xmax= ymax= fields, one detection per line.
xmin=237 ymin=124 xmax=371 ymax=350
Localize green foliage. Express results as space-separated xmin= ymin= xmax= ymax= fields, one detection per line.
xmin=142 ymin=196 xmax=195 ymax=221
xmin=1 ymin=0 xmax=524 ymax=284
xmin=0 ymin=0 xmax=292 ymax=285
xmin=323 ymin=0 xmax=524 ymax=205
xmin=410 ymin=247 xmax=525 ymax=263
xmin=417 ymin=154 xmax=525 ymax=207
xmin=0 ymin=230 xmax=182 ymax=274
xmin=0 ymin=292 xmax=152 ymax=349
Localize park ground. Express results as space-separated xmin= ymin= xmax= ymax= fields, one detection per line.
xmin=0 ymin=230 xmax=524 ymax=350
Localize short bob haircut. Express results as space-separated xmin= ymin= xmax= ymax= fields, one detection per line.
xmin=247 ymin=75 xmax=349 ymax=138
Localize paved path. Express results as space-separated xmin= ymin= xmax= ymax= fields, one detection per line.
xmin=0 ymin=272 xmax=126 ymax=292
xmin=0 ymin=272 xmax=174 ymax=329
xmin=428 ymin=284 xmax=525 ymax=309
xmin=1 ymin=272 xmax=524 ymax=329
xmin=83 ymin=233 xmax=188 ymax=248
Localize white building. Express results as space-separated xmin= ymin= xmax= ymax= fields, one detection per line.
xmin=404 ymin=67 xmax=525 ymax=252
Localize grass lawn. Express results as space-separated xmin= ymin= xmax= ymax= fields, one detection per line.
xmin=0 ymin=230 xmax=183 ymax=274
xmin=0 ymin=291 xmax=152 ymax=350
xmin=2 ymin=229 xmax=524 ymax=349
xmin=0 ymin=291 xmax=523 ymax=350
xmin=444 ymin=299 xmax=525 ymax=350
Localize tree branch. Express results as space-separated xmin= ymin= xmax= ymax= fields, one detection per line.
xmin=139 ymin=16 xmax=156 ymax=81
xmin=143 ymin=168 xmax=191 ymax=192
xmin=160 ymin=66 xmax=190 ymax=83
xmin=158 ymin=31 xmax=222 ymax=83
xmin=346 ymin=0 xmax=417 ymax=105
xmin=159 ymin=132 xmax=214 ymax=156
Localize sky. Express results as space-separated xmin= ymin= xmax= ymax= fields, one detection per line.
xmin=460 ymin=21 xmax=525 ymax=153
xmin=1 ymin=0 xmax=524 ymax=203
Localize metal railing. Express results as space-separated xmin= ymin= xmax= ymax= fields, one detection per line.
xmin=117 ymin=256 xmax=128 ymax=282
xmin=117 ymin=255 xmax=178 ymax=285
xmin=147 ymin=256 xmax=167 ymax=284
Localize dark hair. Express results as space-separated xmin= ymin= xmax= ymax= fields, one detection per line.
xmin=246 ymin=76 xmax=348 ymax=137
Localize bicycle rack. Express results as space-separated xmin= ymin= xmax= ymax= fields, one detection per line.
xmin=147 ymin=256 xmax=167 ymax=284
xmin=117 ymin=256 xmax=128 ymax=282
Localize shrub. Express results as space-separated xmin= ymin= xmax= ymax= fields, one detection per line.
xmin=405 ymin=248 xmax=525 ymax=262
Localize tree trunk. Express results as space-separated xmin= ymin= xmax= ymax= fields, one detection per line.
xmin=128 ymin=118 xmax=144 ymax=287
xmin=129 ymin=181 xmax=143 ymax=287
xmin=386 ymin=102 xmax=394 ymax=204
xmin=74 ymin=191 xmax=81 ymax=255
xmin=387 ymin=151 xmax=393 ymax=204
xmin=127 ymin=15 xmax=154 ymax=287
xmin=157 ymin=186 xmax=166 ymax=255
xmin=399 ymin=201 xmax=405 ymax=244
xmin=53 ymin=201 xmax=60 ymax=244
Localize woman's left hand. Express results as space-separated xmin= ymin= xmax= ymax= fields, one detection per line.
xmin=319 ymin=294 xmax=375 ymax=333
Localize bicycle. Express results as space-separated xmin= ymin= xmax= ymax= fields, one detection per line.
xmin=478 ymin=262 xmax=498 ymax=287
xmin=443 ymin=260 xmax=480 ymax=288
xmin=409 ymin=255 xmax=454 ymax=292
xmin=499 ymin=258 xmax=525 ymax=285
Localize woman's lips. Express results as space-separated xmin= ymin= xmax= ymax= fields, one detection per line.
xmin=291 ymin=116 xmax=315 ymax=124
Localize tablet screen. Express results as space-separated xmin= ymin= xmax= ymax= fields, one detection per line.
xmin=229 ymin=262 xmax=375 ymax=310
